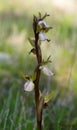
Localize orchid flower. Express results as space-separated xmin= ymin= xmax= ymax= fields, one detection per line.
xmin=39 ymin=65 xmax=53 ymax=77
xmin=24 ymin=80 xmax=34 ymax=92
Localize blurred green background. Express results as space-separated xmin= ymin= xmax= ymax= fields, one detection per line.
xmin=0 ymin=0 xmax=77 ymax=130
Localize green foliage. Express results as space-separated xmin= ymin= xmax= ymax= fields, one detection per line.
xmin=0 ymin=86 xmax=77 ymax=130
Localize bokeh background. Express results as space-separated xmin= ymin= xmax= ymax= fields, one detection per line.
xmin=0 ymin=0 xmax=77 ymax=130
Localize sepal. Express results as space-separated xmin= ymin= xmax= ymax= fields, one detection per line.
xmin=40 ymin=55 xmax=52 ymax=66
xmin=38 ymin=12 xmax=50 ymax=20
xmin=21 ymin=72 xmax=30 ymax=80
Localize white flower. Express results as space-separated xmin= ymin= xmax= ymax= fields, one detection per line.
xmin=38 ymin=20 xmax=49 ymax=28
xmin=39 ymin=66 xmax=53 ymax=77
xmin=39 ymin=32 xmax=47 ymax=41
xmin=24 ymin=80 xmax=34 ymax=92
xmin=38 ymin=20 xmax=52 ymax=33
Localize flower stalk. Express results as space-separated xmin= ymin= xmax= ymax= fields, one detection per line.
xmin=33 ymin=15 xmax=43 ymax=130
xmin=24 ymin=13 xmax=53 ymax=130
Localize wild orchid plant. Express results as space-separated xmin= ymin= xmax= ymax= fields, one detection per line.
xmin=24 ymin=13 xmax=54 ymax=130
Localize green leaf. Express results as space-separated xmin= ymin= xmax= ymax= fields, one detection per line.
xmin=38 ymin=12 xmax=41 ymax=19
xmin=44 ymin=91 xmax=55 ymax=103
xmin=31 ymin=71 xmax=36 ymax=81
xmin=27 ymin=122 xmax=33 ymax=129
xmin=20 ymin=72 xmax=30 ymax=80
xmin=40 ymin=56 xmax=52 ymax=66
xmin=47 ymin=55 xmax=51 ymax=61
xmin=41 ymin=13 xmax=50 ymax=20
xmin=71 ymin=118 xmax=77 ymax=125
xmin=45 ymin=26 xmax=52 ymax=33
xmin=28 ymin=37 xmax=35 ymax=47
xmin=39 ymin=90 xmax=43 ymax=99
xmin=29 ymin=48 xmax=36 ymax=55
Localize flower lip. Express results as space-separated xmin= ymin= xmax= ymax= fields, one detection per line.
xmin=39 ymin=32 xmax=47 ymax=41
xmin=39 ymin=65 xmax=54 ymax=77
xmin=24 ymin=80 xmax=34 ymax=92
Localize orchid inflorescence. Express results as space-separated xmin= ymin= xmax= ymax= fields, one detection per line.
xmin=23 ymin=13 xmax=54 ymax=130
xmin=24 ymin=13 xmax=53 ymax=92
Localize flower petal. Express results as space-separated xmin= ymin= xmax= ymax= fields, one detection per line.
xmin=39 ymin=32 xmax=47 ymax=41
xmin=24 ymin=80 xmax=34 ymax=92
xmin=39 ymin=66 xmax=53 ymax=77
